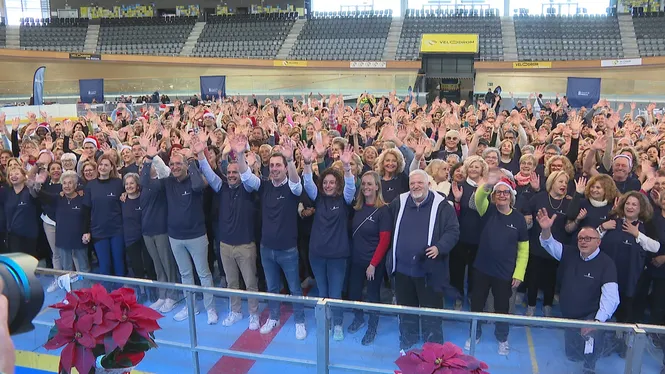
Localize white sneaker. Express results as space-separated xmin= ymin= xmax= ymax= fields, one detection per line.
xmin=207 ymin=309 xmax=218 ymax=325
xmin=454 ymin=299 xmax=463 ymax=311
xmin=333 ymin=325 xmax=344 ymax=341
xmin=300 ymin=276 xmax=315 ymax=289
xmin=260 ymin=319 xmax=279 ymax=334
xmin=248 ymin=314 xmax=260 ymax=331
xmin=526 ymin=306 xmax=536 ymax=317
xmin=149 ymin=299 xmax=165 ymax=311
xmin=173 ymin=306 xmax=200 ymax=322
xmin=219 ymin=276 xmax=227 ymax=288
xmin=553 ymin=294 xmax=560 ymax=305
xmin=222 ymin=311 xmax=243 ymax=327
xmin=295 ymin=323 xmax=307 ymax=340
xmin=160 ymin=298 xmax=177 ymax=314
xmin=498 ymin=341 xmax=510 ymax=356
xmin=543 ymin=306 xmax=553 ymax=317
xmin=465 ymin=337 xmax=480 ymax=351
xmin=47 ymin=280 xmax=58 ymax=293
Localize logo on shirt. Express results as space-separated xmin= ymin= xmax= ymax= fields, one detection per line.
xmin=368 ymin=216 xmax=376 ymax=223
xmin=556 ymin=210 xmax=564 ymax=215
xmin=182 ymin=191 xmax=191 ymax=196
xmin=135 ymin=207 xmax=142 ymax=211
xmin=506 ymin=224 xmax=517 ymax=230
xmin=18 ymin=201 xmax=27 ymax=206
xmin=623 ymin=240 xmax=631 ymax=245
xmin=72 ymin=205 xmax=80 ymax=210
xmin=107 ymin=193 xmax=115 ymax=197
xmin=584 ymin=272 xmax=594 ymax=279
xmin=600 ymin=216 xmax=607 ymax=220
xmin=388 ymin=187 xmax=395 ymax=192
xmin=276 ymin=195 xmax=285 ymax=200
xmin=331 ymin=206 xmax=340 ymax=211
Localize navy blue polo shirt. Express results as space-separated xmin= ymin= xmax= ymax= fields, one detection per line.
xmin=121 ymin=196 xmax=143 ymax=246
xmin=351 ymin=205 xmax=391 ymax=264
xmin=309 ymin=194 xmax=352 ymax=259
xmin=600 ymin=219 xmax=647 ymax=297
xmin=260 ymin=180 xmax=300 ymax=250
xmin=53 ymin=193 xmax=87 ymax=250
xmin=5 ymin=186 xmax=39 ymax=238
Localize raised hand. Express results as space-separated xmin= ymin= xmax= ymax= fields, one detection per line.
xmin=575 ymin=177 xmax=587 ymax=194
xmin=576 ymin=208 xmax=588 ymax=222
xmin=536 ymin=208 xmax=557 ymax=230
xmin=11 ymin=117 xmax=19 ymax=132
xmin=451 ymin=182 xmax=463 ymax=202
xmin=339 ymin=144 xmax=353 ymax=166
xmin=229 ymin=134 xmax=248 ymax=154
xmin=414 ymin=137 xmax=427 ymax=159
xmin=146 ymin=139 xmax=158 ymax=158
xmin=190 ymin=136 xmax=206 ymax=156
xmin=299 ymin=141 xmax=315 ymax=164
xmin=530 ymin=173 xmax=541 ymax=191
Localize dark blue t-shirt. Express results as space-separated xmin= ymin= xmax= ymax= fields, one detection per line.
xmin=351 ymin=204 xmax=391 ymax=264
xmin=139 ymin=163 xmax=168 ymax=236
xmin=260 ymin=181 xmax=300 ymax=250
xmin=381 ymin=173 xmax=408 ymax=203
xmin=5 ymin=186 xmax=39 ymax=238
xmin=217 ymin=183 xmax=256 ymax=246
xmin=83 ymin=178 xmax=124 ymax=239
xmin=53 ymin=193 xmax=87 ymax=250
xmin=529 ymin=191 xmax=571 ymax=258
xmin=309 ymin=194 xmax=352 ymax=259
xmin=474 ymin=205 xmax=528 ymax=280
xmin=600 ymin=218 xmax=647 ymax=297
xmin=121 ymin=196 xmax=143 ymax=246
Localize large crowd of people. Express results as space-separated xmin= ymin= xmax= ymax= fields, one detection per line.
xmin=1 ymin=92 xmax=665 ymax=374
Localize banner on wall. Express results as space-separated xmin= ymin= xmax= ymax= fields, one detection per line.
xmin=566 ymin=77 xmax=601 ymax=109
xmin=200 ymin=76 xmax=226 ymax=99
xmin=33 ymin=66 xmax=46 ymax=105
xmin=420 ymin=34 xmax=479 ymax=53
xmin=513 ymin=61 xmax=552 ymax=69
xmin=79 ymin=79 xmax=104 ymax=104
xmin=600 ymin=58 xmax=642 ymax=67
xmin=273 ymin=60 xmax=308 ymax=67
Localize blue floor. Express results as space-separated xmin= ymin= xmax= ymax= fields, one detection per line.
xmin=11 ymin=275 xmax=664 ymax=374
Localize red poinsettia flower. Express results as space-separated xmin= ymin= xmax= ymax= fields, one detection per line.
xmin=44 ymin=313 xmax=97 ymax=374
xmin=395 ymin=342 xmax=490 ymax=374
xmin=92 ymin=288 xmax=163 ymax=351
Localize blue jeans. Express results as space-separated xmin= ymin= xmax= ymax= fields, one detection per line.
xmin=310 ymin=255 xmax=347 ymax=326
xmin=94 ymin=235 xmax=125 ymax=276
xmin=260 ymin=245 xmax=305 ymax=323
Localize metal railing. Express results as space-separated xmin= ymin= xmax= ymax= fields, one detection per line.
xmin=32 ymin=268 xmax=665 ymax=374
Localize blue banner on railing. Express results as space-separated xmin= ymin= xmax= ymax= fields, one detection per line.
xmin=566 ymin=77 xmax=601 ymax=109
xmin=200 ymin=75 xmax=226 ymax=100
xmin=32 ymin=66 xmax=46 ymax=105
xmin=79 ymin=79 xmax=104 ymax=104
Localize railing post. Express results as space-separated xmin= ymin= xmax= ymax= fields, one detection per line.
xmin=469 ymin=318 xmax=478 ymax=356
xmin=186 ymin=291 xmax=201 ymax=374
xmin=315 ymin=299 xmax=330 ymax=374
xmin=624 ymin=327 xmax=647 ymax=374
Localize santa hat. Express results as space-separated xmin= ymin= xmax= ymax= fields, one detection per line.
xmin=37 ymin=122 xmax=51 ymax=132
xmin=38 ymin=149 xmax=54 ymax=161
xmin=83 ymin=136 xmax=99 ymax=149
xmin=203 ymin=110 xmax=215 ymax=120
xmin=493 ymin=177 xmax=517 ymax=197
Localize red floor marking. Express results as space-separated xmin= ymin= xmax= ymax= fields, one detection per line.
xmin=207 ymin=287 xmax=311 ymax=374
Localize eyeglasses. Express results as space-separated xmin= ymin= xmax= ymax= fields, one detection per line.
xmin=577 ymin=236 xmax=600 ymax=243
xmin=494 ymin=190 xmax=512 ymax=196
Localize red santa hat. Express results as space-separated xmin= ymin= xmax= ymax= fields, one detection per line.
xmin=83 ymin=136 xmax=99 ymax=149
xmin=203 ymin=110 xmax=215 ymax=120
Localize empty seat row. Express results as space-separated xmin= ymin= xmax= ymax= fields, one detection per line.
xmin=96 ymin=17 xmax=194 ymax=55
xmin=19 ymin=21 xmax=87 ymax=51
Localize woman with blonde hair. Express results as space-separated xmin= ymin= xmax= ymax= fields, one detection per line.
xmin=542 ymin=155 xmax=576 ymax=196
xmin=347 ymin=171 xmax=392 ymax=345
xmin=524 ymin=169 xmax=572 ymax=317
xmin=4 ymin=165 xmax=40 ymax=255
xmin=448 ymin=155 xmax=488 ymax=309
xmin=375 ymin=147 xmax=408 ymax=203
xmin=565 ymin=174 xmax=619 ymax=236
xmin=424 ymin=159 xmax=451 ymax=196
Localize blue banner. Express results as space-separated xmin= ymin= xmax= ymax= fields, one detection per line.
xmin=79 ymin=79 xmax=104 ymax=104
xmin=33 ymin=66 xmax=46 ymax=105
xmin=200 ymin=76 xmax=226 ymax=100
xmin=566 ymin=77 xmax=601 ymax=109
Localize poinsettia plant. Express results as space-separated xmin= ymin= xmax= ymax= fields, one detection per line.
xmin=395 ymin=342 xmax=490 ymax=374
xmin=44 ymin=284 xmax=163 ymax=374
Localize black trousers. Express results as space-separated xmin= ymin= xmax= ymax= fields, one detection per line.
xmin=470 ymin=270 xmax=512 ymax=342
xmin=526 ymin=255 xmax=558 ymax=307
xmin=298 ymin=234 xmax=313 ymax=280
xmin=395 ymin=272 xmax=444 ymax=349
xmin=614 ymin=293 xmax=635 ymax=324
xmin=347 ymin=259 xmax=385 ymax=328
xmin=449 ymin=242 xmax=478 ymax=299
xmin=564 ymin=313 xmax=604 ymax=371
xmin=7 ymin=233 xmax=38 ymax=258
xmin=126 ymin=240 xmax=156 ymax=280
xmin=633 ymin=272 xmax=665 ymax=324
